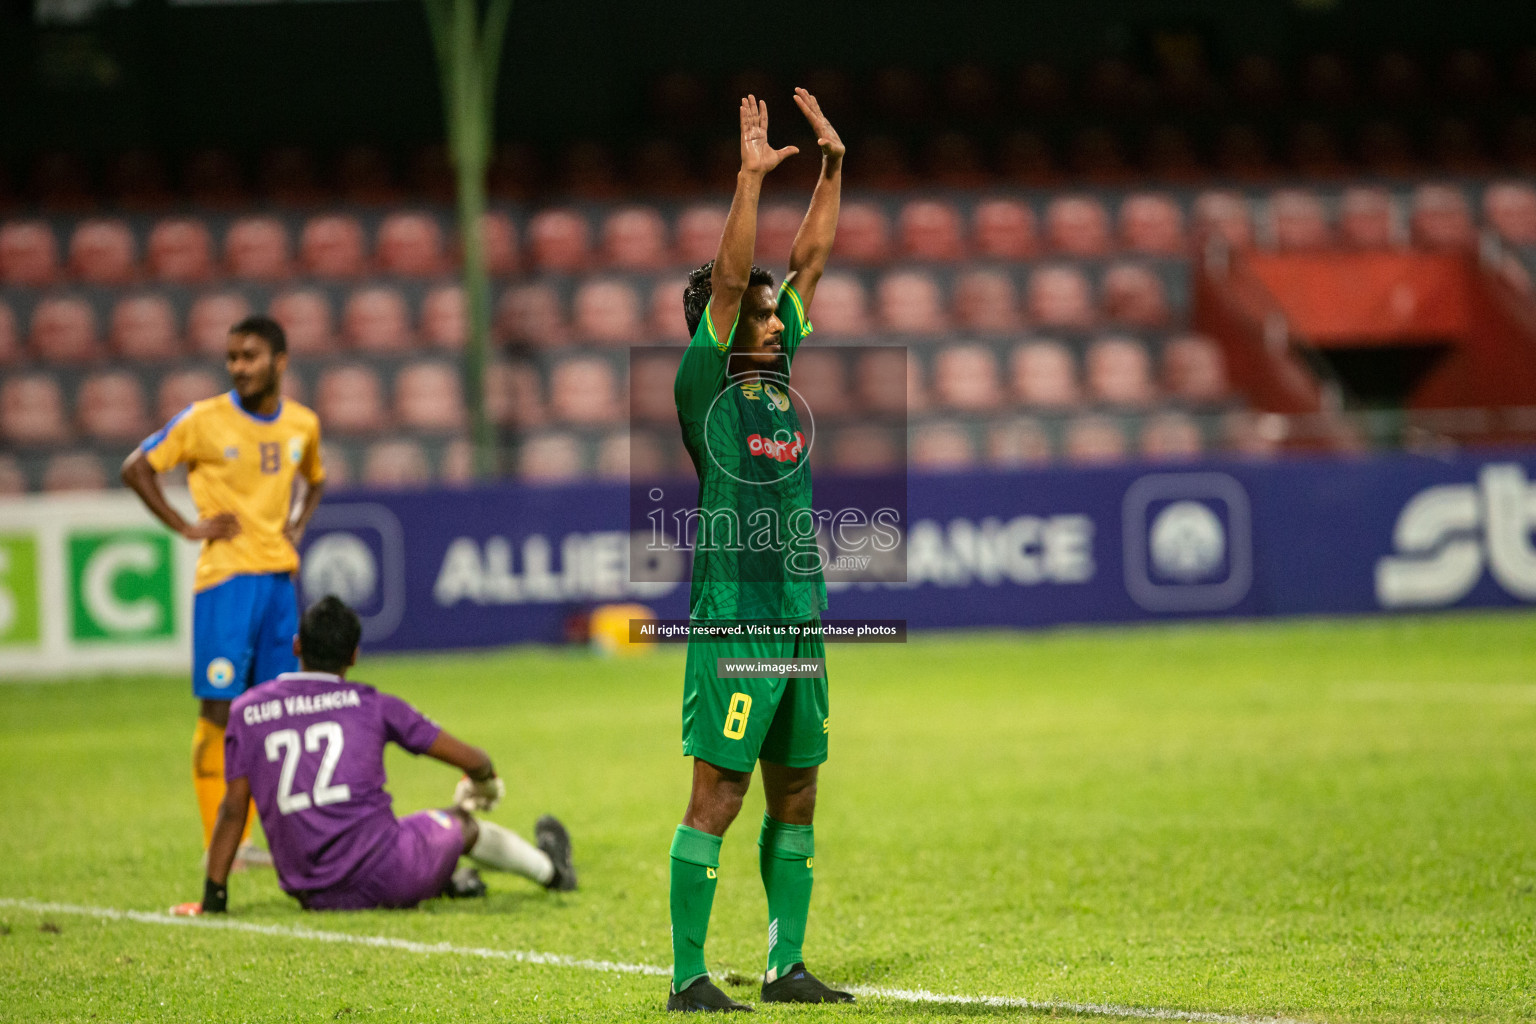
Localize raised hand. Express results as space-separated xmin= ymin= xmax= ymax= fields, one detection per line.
xmin=792 ymin=87 xmax=845 ymax=163
xmin=739 ymin=94 xmax=799 ymax=176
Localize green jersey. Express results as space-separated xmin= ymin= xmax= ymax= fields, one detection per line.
xmin=674 ymin=283 xmax=828 ymax=623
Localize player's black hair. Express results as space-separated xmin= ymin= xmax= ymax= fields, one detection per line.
xmin=298 ymin=596 xmax=362 ymax=673
xmin=229 ymin=314 xmax=288 ymax=356
xmin=683 ymin=260 xmax=776 ymax=337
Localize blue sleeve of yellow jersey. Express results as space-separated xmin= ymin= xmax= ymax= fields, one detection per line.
xmin=141 ymin=404 xmax=199 ymax=473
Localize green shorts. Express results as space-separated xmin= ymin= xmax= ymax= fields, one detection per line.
xmin=681 ymin=621 xmax=829 ymax=773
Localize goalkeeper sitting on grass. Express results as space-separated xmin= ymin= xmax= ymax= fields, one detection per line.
xmin=174 ymin=596 xmax=575 ymax=915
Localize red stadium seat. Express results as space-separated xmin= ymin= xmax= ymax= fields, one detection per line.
xmin=2 ymin=373 xmax=70 ymax=445
xmin=188 ymin=292 xmax=255 ymax=356
xmin=29 ymin=152 xmax=92 ymax=212
xmin=876 ymin=270 xmax=949 ymax=335
xmin=633 ymin=139 xmax=698 ymax=197
xmin=1011 ymin=340 xmax=1081 ymax=409
xmin=110 ymin=294 xmax=180 ymax=361
xmin=1430 ymin=118 xmax=1491 ymax=174
xmin=836 ymin=202 xmax=893 ymax=266
xmin=527 ymin=209 xmax=592 ymax=272
xmin=377 ymin=212 xmax=447 ymax=277
xmin=1101 ymin=263 xmax=1170 ymax=327
xmin=1214 ymin=124 xmax=1273 ymax=179
xmin=518 ymin=432 xmax=585 ymax=482
xmin=1045 ymin=195 xmax=1112 ymax=256
xmin=77 ymin=371 xmax=150 ymax=442
xmin=486 ymin=360 xmax=546 ymax=428
xmin=549 ymin=357 xmax=622 ymax=424
xmin=281 ymin=371 xmax=307 ymax=407
xmin=1288 ymin=121 xmax=1348 ymax=177
xmin=421 ymin=283 xmax=466 ymax=350
xmin=1301 ymin=53 xmax=1355 ymax=106
xmin=1161 ymin=333 xmax=1230 ymax=402
xmin=943 ymin=64 xmax=998 ymax=115
xmin=1143 ymin=125 xmax=1204 ymax=181
xmin=336 ymin=145 xmax=403 ymax=206
xmin=1026 ymin=265 xmax=1095 ymax=328
xmin=1119 ymin=193 xmax=1186 ymax=254
xmin=69 ymin=219 xmax=137 ymax=285
xmin=870 ymin=66 xmax=932 ymax=120
xmin=343 ymin=286 xmax=413 ymax=353
xmin=479 ymin=211 xmax=518 ymax=275
xmin=257 ymin=146 xmax=326 ymax=206
xmin=316 ymin=365 xmax=388 ymax=434
xmin=156 ymin=369 xmax=222 ymax=423
xmin=630 ymin=351 xmax=681 ymax=424
xmin=317 ymin=443 xmax=352 ymax=489
xmin=107 ymin=149 xmax=175 ymax=211
xmin=1484 ymin=182 xmax=1536 ymax=245
xmin=1357 ymin=120 xmax=1418 ymax=175
xmin=440 ymin=437 xmax=475 ymax=485
xmin=754 ymin=205 xmax=803 ymax=264
xmin=267 ymin=289 xmax=335 ymax=356
xmin=1069 ymin=127 xmax=1131 ymax=182
xmin=674 ymin=206 xmax=729 ymax=268
xmin=911 ymin=420 xmax=977 ymax=470
xmin=1192 ymin=191 xmax=1254 ymax=249
xmin=602 ymin=207 xmax=670 ymax=270
xmin=1410 ymin=185 xmax=1476 ymax=250
xmin=573 ymin=279 xmax=642 ymax=345
xmin=854 ymin=348 xmax=917 ymax=416
xmin=29 ymin=296 xmax=101 ymax=363
xmin=933 ymin=345 xmax=1003 ymax=411
xmin=42 ymin=453 xmax=109 ymax=493
xmin=954 ymin=269 xmax=1022 ymax=334
xmin=0 ymin=301 xmax=19 ymax=365
xmin=147 ymin=218 xmax=216 ymax=283
xmin=1232 ymin=54 xmax=1286 ymax=107
xmin=1268 ymin=189 xmax=1332 ymax=251
xmin=806 ymin=274 xmax=870 ymax=337
xmin=986 ymin=416 xmax=1053 ymax=467
xmin=785 ymin=349 xmax=849 ymax=421
xmin=0 ymin=221 xmax=60 ymax=287
xmin=972 ymin=198 xmax=1038 ymax=260
xmin=496 ymin=284 xmax=568 ymax=348
xmin=1372 ymin=51 xmax=1422 ymax=104
xmin=923 ymin=132 xmax=991 ymax=189
xmin=898 ymin=200 xmax=965 ymax=261
xmin=997 ymin=129 xmax=1058 ymax=185
xmin=1139 ymin=410 xmax=1205 ymax=461
xmin=488 ymin=142 xmax=541 ymax=202
xmin=1222 ymin=409 xmax=1284 ymax=457
xmin=826 ymin=425 xmax=903 ymax=474
xmin=1339 ymin=187 xmax=1400 ymax=248
xmin=1441 ymin=48 xmax=1495 ymax=101
xmin=559 ymin=140 xmax=621 ymax=199
xmin=183 ymin=148 xmax=249 ymax=208
xmin=224 ymin=216 xmax=293 ymax=281
xmin=300 ymin=215 xmax=367 ymax=279
xmin=395 ymin=362 xmax=466 ymax=432
xmin=361 ymin=440 xmax=431 ymax=489
xmin=0 ymin=455 xmax=26 ymax=496
xmin=647 ymin=276 xmax=688 ymax=342
xmin=1086 ymin=335 xmax=1156 ymax=406
xmin=1063 ymin=414 xmax=1128 ymax=464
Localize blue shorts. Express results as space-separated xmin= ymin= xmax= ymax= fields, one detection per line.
xmin=192 ymin=572 xmax=299 ymax=700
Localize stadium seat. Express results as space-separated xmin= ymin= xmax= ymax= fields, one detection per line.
xmin=1139 ymin=410 xmax=1205 ymax=460
xmin=633 ymin=138 xmax=698 ymax=197
xmin=1483 ymin=181 xmax=1536 ymax=244
xmin=1357 ymin=120 xmax=1418 ymax=175
xmin=786 ymin=349 xmax=849 ymax=421
xmin=877 ymin=270 xmax=949 ymax=335
xmin=527 ymin=209 xmax=592 ymax=272
xmin=317 ymin=443 xmax=353 ymax=488
xmin=1143 ymin=124 xmax=1204 ymax=181
xmin=1222 ymin=409 xmax=1284 ymax=457
xmin=754 ymin=205 xmax=803 ymax=264
xmin=361 ymin=439 xmax=431 ymax=488
xmin=77 ymin=371 xmax=151 ymax=442
xmin=68 ymin=219 xmax=137 ymax=285
xmin=1441 ymin=48 xmax=1495 ymax=101
xmin=1301 ymin=53 xmax=1355 ymax=106
xmin=674 ymin=206 xmax=729 ymax=268
xmin=315 ymin=365 xmax=388 ymax=434
xmin=647 ymin=276 xmax=688 ymax=342
xmin=257 ymin=146 xmax=326 ymax=206
xmin=996 ymin=129 xmax=1058 ymax=185
xmin=0 ymin=301 xmax=19 ymax=365
xmin=826 ymin=424 xmax=903 ymax=474
xmin=155 ymin=369 xmax=222 ymax=423
xmin=1063 ymin=414 xmax=1128 ymax=464
xmin=336 ymin=145 xmax=403 ymax=206
xmin=377 ymin=212 xmax=447 ymax=277
xmin=1119 ymin=193 xmax=1186 ymax=254
xmin=1101 ymin=263 xmax=1170 ymax=327
xmin=1162 ymin=333 xmax=1230 ymax=402
xmin=0 ymin=455 xmax=26 ymax=496
xmin=440 ymin=438 xmax=475 ymax=485
xmin=518 ymin=432 xmax=586 ymax=482
xmin=107 ymin=149 xmax=175 ymax=211
xmin=1338 ymin=187 xmax=1400 ymax=248
xmin=1086 ymin=335 xmax=1156 ymax=406
xmin=496 ymin=283 xmax=568 ymax=347
xmin=923 ymin=132 xmax=991 ymax=189
xmin=421 ymin=283 xmax=466 ymax=350
xmin=933 ymin=345 xmax=1003 ymax=411
xmin=870 ymin=65 xmax=932 ymax=118
xmin=592 ymin=430 xmax=636 ymax=480
xmin=1430 ymin=117 xmax=1491 ymax=174
xmin=549 ymin=356 xmax=623 ymax=424
xmin=1372 ymin=51 xmax=1422 ymax=104
xmin=971 ymin=198 xmax=1039 ymax=260
xmin=1214 ymin=124 xmax=1273 ymax=179
xmin=1011 ymin=339 xmax=1081 ymax=409
xmin=835 ymin=202 xmax=893 ymax=265
xmin=267 ymin=289 xmax=335 ymax=356
xmin=394 ymin=362 xmax=466 ymax=432
xmin=224 ymin=216 xmax=293 ymax=281
xmin=629 ymin=351 xmax=681 ymax=424
xmin=1026 ymin=265 xmax=1095 ymax=328
xmin=854 ymin=348 xmax=916 ymax=416
xmin=1410 ymin=185 xmax=1477 ymax=250
xmin=183 ymin=148 xmax=249 ymax=208
xmin=479 ymin=211 xmax=518 ymax=275
xmin=147 ymin=218 xmax=216 ymax=283
xmin=806 ymin=274 xmax=870 ymax=337
xmin=28 ymin=151 xmax=92 ymax=211
xmin=2 ymin=373 xmax=70 ymax=445
xmin=1069 ymin=126 xmax=1131 ymax=182
xmin=602 ymin=207 xmax=670 ymax=270
xmin=985 ymin=416 xmax=1053 ymax=467
xmin=0 ymin=220 xmax=60 ymax=287
xmin=189 ymin=292 xmax=255 ymax=356
xmin=953 ymin=269 xmax=1022 ymax=333
xmin=1192 ymin=191 xmax=1254 ymax=249
xmin=488 ymin=141 xmax=541 ymax=201
xmin=109 ymin=294 xmax=180 ymax=361
xmin=1045 ymin=195 xmax=1112 ymax=256
xmin=558 ymin=140 xmax=621 ymax=199
xmin=1268 ymin=189 xmax=1332 ymax=250
xmin=486 ymin=360 xmax=546 ymax=428
xmin=898 ymin=200 xmax=965 ymax=262
xmin=29 ymin=296 xmax=101 ymax=363
xmin=281 ymin=370 xmax=307 ymax=407
xmin=300 ymin=215 xmax=368 ymax=279
xmin=42 ymin=452 xmax=109 ymax=493
xmin=1232 ymin=53 xmax=1287 ymax=107
xmin=910 ymin=420 xmax=977 ymax=470
xmin=1288 ymin=121 xmax=1348 ymax=177
xmin=573 ymin=279 xmax=643 ymax=344
xmin=343 ymin=286 xmax=414 ymax=352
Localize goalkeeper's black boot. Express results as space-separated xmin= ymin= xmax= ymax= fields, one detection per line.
xmin=666 ymin=976 xmax=753 ymax=1012
xmin=535 ymin=814 xmax=577 ymax=892
xmin=443 ymin=866 xmax=487 ymax=899
xmin=760 ymin=963 xmax=854 ymax=1004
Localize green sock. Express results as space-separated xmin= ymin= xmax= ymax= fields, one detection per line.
xmin=758 ymin=814 xmax=815 ymax=980
xmin=669 ymin=825 xmax=722 ymax=992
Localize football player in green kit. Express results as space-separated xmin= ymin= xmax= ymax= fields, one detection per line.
xmin=666 ymin=89 xmax=851 ymax=1012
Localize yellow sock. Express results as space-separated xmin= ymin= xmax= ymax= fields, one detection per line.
xmin=191 ymin=717 xmax=226 ymax=849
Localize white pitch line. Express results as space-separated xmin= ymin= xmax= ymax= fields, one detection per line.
xmin=1 ymin=898 xmax=1311 ymax=1024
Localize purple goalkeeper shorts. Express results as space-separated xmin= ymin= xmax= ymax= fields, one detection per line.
xmin=299 ymin=810 xmax=464 ymax=911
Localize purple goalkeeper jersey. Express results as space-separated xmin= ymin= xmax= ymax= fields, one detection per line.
xmin=225 ymin=671 xmax=443 ymax=895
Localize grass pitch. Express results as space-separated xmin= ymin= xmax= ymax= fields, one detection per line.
xmin=2 ymin=613 xmax=1535 ymax=1023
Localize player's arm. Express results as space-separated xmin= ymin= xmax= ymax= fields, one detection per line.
xmin=286 ymin=477 xmax=325 ymax=548
xmin=709 ymin=95 xmax=799 ymax=344
xmin=783 ymin=87 xmax=845 ymax=312
xmin=120 ymin=449 xmax=239 ymax=542
xmin=188 ymin=774 xmax=250 ymax=914
xmin=427 ymin=730 xmax=506 ymax=812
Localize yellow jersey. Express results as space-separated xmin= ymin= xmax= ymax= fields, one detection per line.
xmin=142 ymin=390 xmax=325 ymax=592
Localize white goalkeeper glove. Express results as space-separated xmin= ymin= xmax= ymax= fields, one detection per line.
xmin=454 ymin=773 xmax=505 ymax=813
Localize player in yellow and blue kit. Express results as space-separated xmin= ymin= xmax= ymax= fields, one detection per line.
xmin=122 ymin=315 xmax=326 ymax=865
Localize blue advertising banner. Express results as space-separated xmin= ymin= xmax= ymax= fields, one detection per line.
xmin=296 ymin=452 xmax=1536 ymax=652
